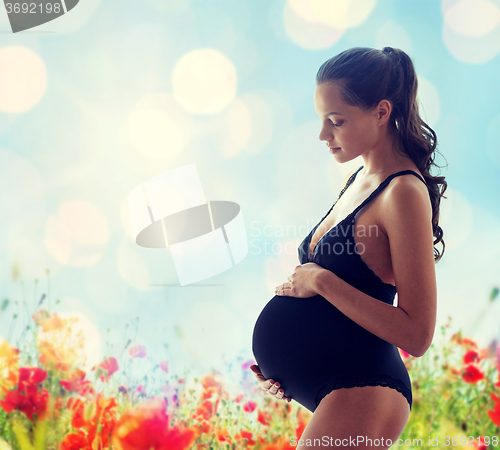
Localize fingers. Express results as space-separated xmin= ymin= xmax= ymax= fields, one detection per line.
xmin=264 ymin=380 xmax=290 ymax=402
xmin=250 ymin=365 xmax=291 ymax=402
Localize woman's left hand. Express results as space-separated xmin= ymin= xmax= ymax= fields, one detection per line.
xmin=275 ymin=262 xmax=326 ymax=298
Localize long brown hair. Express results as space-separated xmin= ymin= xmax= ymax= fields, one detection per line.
xmin=316 ymin=47 xmax=448 ymax=263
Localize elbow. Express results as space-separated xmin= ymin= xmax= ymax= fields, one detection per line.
xmin=409 ymin=330 xmax=434 ymax=358
xmin=409 ymin=345 xmax=427 ymax=358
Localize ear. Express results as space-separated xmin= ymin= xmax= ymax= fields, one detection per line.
xmin=376 ymin=99 xmax=392 ymax=126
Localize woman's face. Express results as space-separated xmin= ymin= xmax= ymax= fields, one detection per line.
xmin=314 ymin=82 xmax=380 ymax=162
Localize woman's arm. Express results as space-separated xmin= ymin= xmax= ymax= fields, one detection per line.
xmin=314 ymin=176 xmax=437 ymax=357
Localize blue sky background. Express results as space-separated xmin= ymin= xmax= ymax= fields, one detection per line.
xmin=0 ymin=0 xmax=499 ymax=383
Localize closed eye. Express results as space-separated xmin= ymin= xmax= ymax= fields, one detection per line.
xmin=331 ymin=120 xmax=343 ymax=127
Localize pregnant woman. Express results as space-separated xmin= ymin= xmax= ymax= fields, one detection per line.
xmin=251 ymin=47 xmax=447 ymax=448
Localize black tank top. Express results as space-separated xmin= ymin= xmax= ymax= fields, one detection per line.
xmin=298 ymin=165 xmax=428 ymax=304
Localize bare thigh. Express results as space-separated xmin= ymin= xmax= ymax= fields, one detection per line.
xmin=296 ymin=385 xmax=410 ymax=449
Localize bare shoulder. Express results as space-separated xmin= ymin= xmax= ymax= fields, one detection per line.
xmin=378 ymin=170 xmax=433 ymax=234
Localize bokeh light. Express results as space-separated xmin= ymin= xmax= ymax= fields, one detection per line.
xmin=417 ymin=75 xmax=441 ymax=128
xmin=126 ymin=92 xmax=194 ymax=160
xmin=289 ymin=0 xmax=377 ymax=29
xmin=283 ymin=0 xmax=345 ymax=50
xmin=215 ymin=98 xmax=252 ymax=158
xmin=442 ymin=0 xmax=500 ymax=63
xmin=57 ymin=312 xmax=102 ymax=372
xmin=444 ymin=0 xmax=500 ymax=37
xmin=0 ymin=46 xmax=46 ymax=113
xmin=375 ymin=20 xmax=413 ymax=54
xmin=172 ymin=49 xmax=237 ymax=115
xmin=45 ymin=201 xmax=108 ymax=267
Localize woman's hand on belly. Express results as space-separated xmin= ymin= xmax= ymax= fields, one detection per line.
xmin=250 ymin=364 xmax=291 ymax=403
xmin=275 ymin=262 xmax=326 ymax=298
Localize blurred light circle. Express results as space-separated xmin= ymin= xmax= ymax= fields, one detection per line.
xmin=57 ymin=312 xmax=102 ymax=372
xmin=237 ymin=92 xmax=274 ymax=156
xmin=0 ymin=46 xmax=46 ymax=113
xmin=289 ymin=0 xmax=376 ymax=29
xmin=442 ymin=0 xmax=500 ymax=63
xmin=216 ymin=98 xmax=252 ymax=158
xmin=444 ymin=0 xmax=500 ymax=37
xmin=375 ymin=20 xmax=413 ymax=54
xmin=417 ymin=76 xmax=441 ymax=128
xmin=59 ymin=201 xmax=108 ymax=246
xmin=119 ymin=93 xmax=193 ymax=173
xmin=45 ymin=201 xmax=108 ymax=267
xmin=284 ymin=1 xmax=345 ymax=49
xmin=127 ymin=108 xmax=185 ymax=158
xmin=172 ymin=49 xmax=237 ymax=115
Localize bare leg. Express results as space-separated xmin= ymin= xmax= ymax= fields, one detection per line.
xmin=296 ymin=385 xmax=410 ymax=449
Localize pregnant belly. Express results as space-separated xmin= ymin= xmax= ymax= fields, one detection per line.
xmin=251 ymin=294 xmax=395 ymax=408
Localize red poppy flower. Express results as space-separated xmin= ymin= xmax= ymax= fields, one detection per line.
xmin=487 ymin=392 xmax=500 ymax=426
xmin=243 ymin=400 xmax=257 ymax=413
xmin=463 ymin=349 xmax=480 ymax=364
xmin=93 ymin=357 xmax=119 ymax=383
xmin=217 ymin=429 xmax=231 ymax=443
xmin=60 ymin=430 xmax=89 ymax=450
xmin=462 ymin=363 xmax=485 ymax=383
xmin=60 ymin=369 xmax=94 ymax=396
xmin=0 ymin=367 xmax=49 ymax=421
xmin=235 ymin=430 xmax=256 ymax=446
xmin=257 ymin=409 xmax=272 ymax=426
xmin=67 ymin=394 xmax=119 ymax=448
xmin=473 ymin=436 xmax=488 ymax=450
xmin=193 ymin=399 xmax=216 ymax=421
xmin=112 ymin=397 xmax=197 ymax=450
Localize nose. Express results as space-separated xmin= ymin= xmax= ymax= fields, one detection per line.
xmin=319 ymin=122 xmax=333 ymax=142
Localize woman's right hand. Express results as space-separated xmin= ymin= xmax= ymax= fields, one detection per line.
xmin=250 ymin=364 xmax=291 ymax=403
